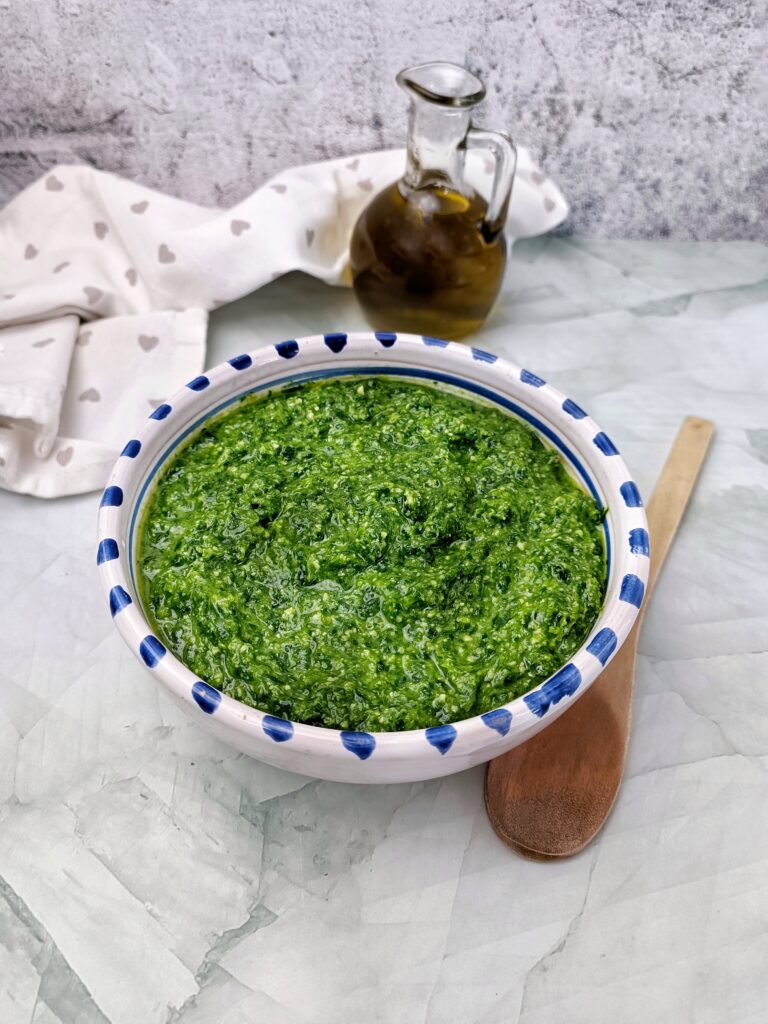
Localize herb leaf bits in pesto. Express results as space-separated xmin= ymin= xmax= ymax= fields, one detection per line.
xmin=138 ymin=378 xmax=606 ymax=732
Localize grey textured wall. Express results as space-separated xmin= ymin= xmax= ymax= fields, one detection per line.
xmin=0 ymin=0 xmax=765 ymax=239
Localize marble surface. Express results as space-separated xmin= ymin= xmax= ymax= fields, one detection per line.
xmin=1 ymin=2 xmax=765 ymax=240
xmin=1 ymin=238 xmax=768 ymax=1023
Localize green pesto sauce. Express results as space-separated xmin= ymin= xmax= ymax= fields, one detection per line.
xmin=138 ymin=378 xmax=606 ymax=731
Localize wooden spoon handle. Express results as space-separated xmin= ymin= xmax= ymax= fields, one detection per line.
xmin=643 ymin=416 xmax=715 ymax=599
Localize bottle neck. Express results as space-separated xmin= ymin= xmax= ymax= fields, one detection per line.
xmin=402 ymin=99 xmax=471 ymax=193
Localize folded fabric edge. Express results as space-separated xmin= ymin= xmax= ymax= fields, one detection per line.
xmin=0 ymin=425 xmax=118 ymax=499
xmin=0 ymin=307 xmax=208 ymax=498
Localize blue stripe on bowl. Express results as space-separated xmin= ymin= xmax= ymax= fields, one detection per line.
xmin=97 ymin=538 xmax=119 ymax=564
xmin=341 ymin=731 xmax=376 ymax=759
xmin=425 ymin=724 xmax=457 ymax=754
xmin=629 ymin=527 xmax=650 ymax=556
xmin=149 ymin=403 xmax=172 ymax=421
xmin=375 ymin=332 xmax=397 ymax=347
xmin=520 ymin=369 xmax=545 ymax=387
xmin=109 ymin=585 xmax=132 ymax=617
xmin=471 ymin=347 xmax=497 ymax=363
xmin=620 ymin=573 xmax=645 ymax=608
xmin=422 ymin=336 xmax=449 ymax=348
xmin=192 ymin=680 xmax=221 ymax=714
xmin=524 ymin=663 xmax=582 ymax=718
xmin=121 ymin=439 xmax=141 ymax=458
xmin=562 ymin=398 xmax=587 ymax=419
xmin=593 ymin=432 xmax=619 ymax=456
xmin=523 ymin=689 xmax=549 ymax=717
xmin=275 ymin=340 xmax=299 ymax=359
xmin=481 ymin=708 xmax=513 ymax=736
xmin=186 ymin=375 xmax=210 ymax=391
xmin=139 ymin=635 xmax=166 ymax=667
xmin=324 ymin=333 xmax=347 ymax=353
xmin=620 ymin=481 xmax=643 ymax=507
xmin=263 ymin=715 xmax=294 ymax=742
xmin=100 ymin=485 xmax=123 ymax=507
xmin=586 ymin=627 xmax=617 ymax=666
xmin=228 ymin=354 xmax=252 ymax=371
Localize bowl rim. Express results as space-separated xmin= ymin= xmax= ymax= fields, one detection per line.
xmin=97 ymin=331 xmax=650 ymax=764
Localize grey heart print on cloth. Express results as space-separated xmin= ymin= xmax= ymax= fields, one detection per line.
xmin=33 ymin=338 xmax=55 ymax=348
xmin=79 ymin=388 xmax=101 ymax=402
xmin=158 ymin=244 xmax=176 ymax=264
xmin=45 ymin=175 xmax=64 ymax=191
xmin=56 ymin=446 xmax=74 ymax=466
xmin=94 ymin=222 xmax=109 ymax=240
xmin=83 ymin=286 xmax=103 ymax=305
xmin=131 ymin=201 xmax=149 ymax=214
xmin=138 ymin=334 xmax=159 ymax=351
xmin=230 ymin=219 xmax=251 ymax=236
xmin=24 ymin=244 xmax=38 ymax=260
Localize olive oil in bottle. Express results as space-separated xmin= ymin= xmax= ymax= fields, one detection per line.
xmin=350 ymin=63 xmax=516 ymax=341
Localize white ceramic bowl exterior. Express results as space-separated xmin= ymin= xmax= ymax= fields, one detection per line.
xmin=97 ymin=332 xmax=649 ymax=783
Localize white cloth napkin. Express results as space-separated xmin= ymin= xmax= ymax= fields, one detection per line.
xmin=0 ymin=147 xmax=567 ymax=497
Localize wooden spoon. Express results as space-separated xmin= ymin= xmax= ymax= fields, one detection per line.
xmin=485 ymin=416 xmax=715 ymax=860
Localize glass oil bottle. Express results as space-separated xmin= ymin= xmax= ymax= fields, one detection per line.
xmin=350 ymin=62 xmax=516 ymax=340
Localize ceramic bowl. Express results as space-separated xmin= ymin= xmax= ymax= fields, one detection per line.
xmin=97 ymin=331 xmax=649 ymax=784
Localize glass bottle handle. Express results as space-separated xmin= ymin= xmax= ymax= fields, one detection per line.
xmin=465 ymin=127 xmax=517 ymax=239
